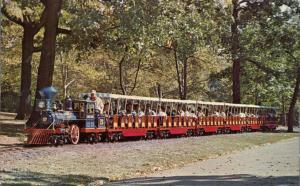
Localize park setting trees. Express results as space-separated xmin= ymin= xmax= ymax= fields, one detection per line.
xmin=0 ymin=0 xmax=299 ymax=128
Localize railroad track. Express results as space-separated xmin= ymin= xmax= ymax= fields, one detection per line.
xmin=0 ymin=144 xmax=26 ymax=154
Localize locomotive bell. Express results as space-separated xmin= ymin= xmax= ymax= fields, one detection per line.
xmin=64 ymin=96 xmax=73 ymax=111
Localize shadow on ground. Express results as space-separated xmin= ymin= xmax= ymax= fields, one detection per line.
xmin=0 ymin=170 xmax=108 ymax=185
xmin=106 ymin=174 xmax=299 ymax=186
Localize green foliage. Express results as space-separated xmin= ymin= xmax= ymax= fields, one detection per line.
xmin=1 ymin=0 xmax=299 ymax=113
xmin=1 ymin=18 xmax=22 ymax=94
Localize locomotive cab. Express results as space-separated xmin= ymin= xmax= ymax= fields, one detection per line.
xmin=73 ymin=100 xmax=105 ymax=129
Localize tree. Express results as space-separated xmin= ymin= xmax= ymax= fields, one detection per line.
xmin=100 ymin=0 xmax=158 ymax=95
xmin=154 ymin=0 xmax=221 ymax=100
xmin=225 ymin=0 xmax=275 ymax=103
xmin=224 ymin=0 xmax=299 ymax=131
xmin=27 ymin=0 xmax=64 ymax=125
xmin=1 ymin=1 xmax=45 ymax=119
xmin=281 ymin=21 xmax=300 ymax=132
xmin=288 ymin=66 xmax=300 ymax=132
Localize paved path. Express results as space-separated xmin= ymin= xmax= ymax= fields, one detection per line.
xmin=107 ymin=137 xmax=300 ymax=186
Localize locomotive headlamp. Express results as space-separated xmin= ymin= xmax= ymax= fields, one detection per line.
xmin=42 ymin=117 xmax=48 ymax=122
xmin=38 ymin=101 xmax=46 ymax=109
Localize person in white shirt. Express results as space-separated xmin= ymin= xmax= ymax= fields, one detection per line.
xmin=158 ymin=106 xmax=167 ymax=117
xmin=87 ymin=90 xmax=104 ymax=114
xmin=145 ymin=104 xmax=156 ymax=116
xmin=197 ymin=107 xmax=205 ymax=117
xmin=220 ymin=111 xmax=226 ymax=118
xmin=239 ymin=112 xmax=246 ymax=118
xmin=177 ymin=105 xmax=185 ymax=116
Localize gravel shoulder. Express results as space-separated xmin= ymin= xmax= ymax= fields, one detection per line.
xmin=0 ymin=132 xmax=299 ymax=185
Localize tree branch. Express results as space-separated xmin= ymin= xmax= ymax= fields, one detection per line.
xmin=33 ymin=46 xmax=42 ymax=53
xmin=65 ymin=79 xmax=75 ymax=89
xmin=57 ymin=27 xmax=72 ymax=35
xmin=129 ymin=58 xmax=142 ymax=95
xmin=238 ymin=0 xmax=248 ymax=6
xmin=33 ymin=7 xmax=47 ymax=34
xmin=285 ymin=50 xmax=297 ymax=62
xmin=1 ymin=5 xmax=24 ymax=26
xmin=245 ymin=58 xmax=281 ymax=77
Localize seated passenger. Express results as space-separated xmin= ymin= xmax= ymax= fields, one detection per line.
xmin=177 ymin=105 xmax=185 ymax=116
xmin=119 ymin=110 xmax=126 ymax=116
xmin=185 ymin=108 xmax=192 ymax=117
xmin=190 ymin=110 xmax=197 ymax=118
xmin=145 ymin=104 xmax=156 ymax=116
xmin=132 ymin=104 xmax=139 ymax=116
xmin=158 ymin=106 xmax=167 ymax=117
xmin=220 ymin=111 xmax=226 ymax=118
xmin=244 ymin=112 xmax=250 ymax=117
xmin=196 ymin=107 xmax=205 ymax=117
xmin=227 ymin=112 xmax=233 ymax=117
xmin=126 ymin=102 xmax=133 ymax=115
xmin=212 ymin=111 xmax=220 ymax=117
xmin=138 ymin=104 xmax=145 ymax=117
xmin=103 ymin=102 xmax=110 ymax=115
xmin=166 ymin=106 xmax=171 ymax=116
xmin=171 ymin=109 xmax=177 ymax=116
xmin=239 ymin=112 xmax=246 ymax=117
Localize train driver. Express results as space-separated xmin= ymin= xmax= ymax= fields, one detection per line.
xmin=88 ymin=90 xmax=104 ymax=114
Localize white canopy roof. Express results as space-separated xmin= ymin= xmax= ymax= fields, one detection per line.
xmin=79 ymin=93 xmax=275 ymax=109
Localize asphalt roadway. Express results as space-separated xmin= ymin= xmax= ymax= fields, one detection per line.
xmin=106 ymin=136 xmax=300 ymax=186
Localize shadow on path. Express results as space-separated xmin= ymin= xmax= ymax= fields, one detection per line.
xmin=0 ymin=170 xmax=108 ymax=185
xmin=106 ymin=174 xmax=299 ymax=186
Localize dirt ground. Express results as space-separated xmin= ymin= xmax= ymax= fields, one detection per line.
xmin=0 ymin=113 xmax=299 ymax=185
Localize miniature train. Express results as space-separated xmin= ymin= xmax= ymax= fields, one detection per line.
xmin=25 ymin=87 xmax=277 ymax=145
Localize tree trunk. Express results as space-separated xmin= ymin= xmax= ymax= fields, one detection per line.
xmin=287 ymin=66 xmax=300 ymax=132
xmin=281 ymin=94 xmax=286 ymax=126
xmin=231 ymin=0 xmax=241 ymax=103
xmin=174 ymin=49 xmax=184 ymax=99
xmin=119 ymin=54 xmax=127 ymax=95
xmin=182 ymin=59 xmax=188 ymax=100
xmin=2 ymin=3 xmax=47 ymax=120
xmin=60 ymin=53 xmax=67 ymax=98
xmin=157 ymin=83 xmax=162 ymax=98
xmin=232 ymin=59 xmax=241 ymax=103
xmin=27 ymin=0 xmax=62 ymax=126
xmin=15 ymin=27 xmax=34 ymax=120
xmin=129 ymin=58 xmax=142 ymax=95
xmin=35 ymin=0 xmax=62 ymax=93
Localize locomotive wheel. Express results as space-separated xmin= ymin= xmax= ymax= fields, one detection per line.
xmin=69 ymin=124 xmax=80 ymax=144
xmin=227 ymin=128 xmax=231 ymax=134
xmin=199 ymin=130 xmax=205 ymax=136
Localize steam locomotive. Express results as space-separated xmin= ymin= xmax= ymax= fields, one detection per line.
xmin=25 ymin=87 xmax=106 ymax=145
